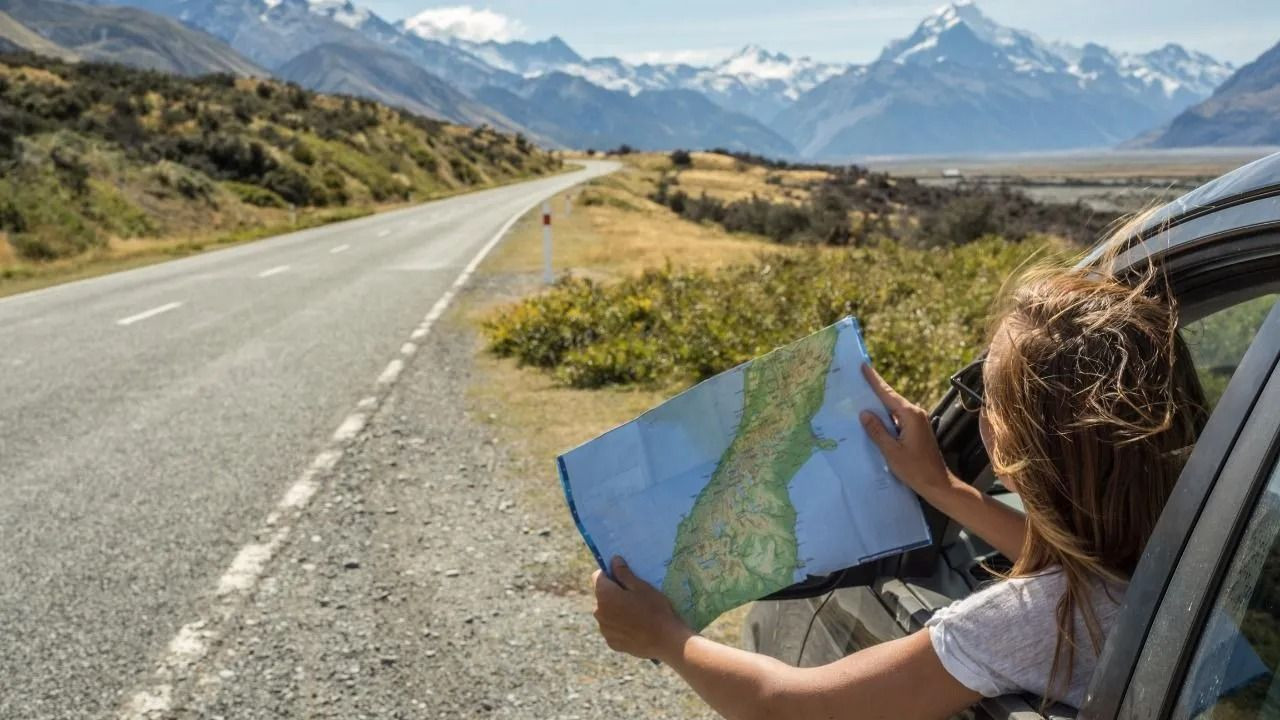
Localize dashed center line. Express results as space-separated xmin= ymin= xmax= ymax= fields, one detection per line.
xmin=116 ymin=302 xmax=183 ymax=326
xmin=257 ymin=265 xmax=290 ymax=278
xmin=330 ymin=244 xmax=350 ymax=254
xmin=376 ymin=358 xmax=404 ymax=385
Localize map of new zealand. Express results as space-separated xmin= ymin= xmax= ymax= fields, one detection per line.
xmin=558 ymin=317 xmax=931 ymax=630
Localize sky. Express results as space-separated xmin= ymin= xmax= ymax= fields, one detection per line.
xmin=359 ymin=0 xmax=1279 ymax=67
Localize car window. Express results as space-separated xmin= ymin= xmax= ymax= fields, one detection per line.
xmin=1171 ymin=458 xmax=1280 ymax=719
xmin=1183 ymin=294 xmax=1280 ymax=409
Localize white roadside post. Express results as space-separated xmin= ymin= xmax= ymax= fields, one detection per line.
xmin=564 ymin=193 xmax=573 ymax=218
xmin=542 ymin=200 xmax=553 ymax=285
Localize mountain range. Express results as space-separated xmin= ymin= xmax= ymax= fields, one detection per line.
xmin=1 ymin=0 xmax=1274 ymax=158
xmin=1140 ymin=39 xmax=1280 ymax=148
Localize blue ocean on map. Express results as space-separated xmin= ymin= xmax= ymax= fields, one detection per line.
xmin=558 ymin=364 xmax=748 ymax=589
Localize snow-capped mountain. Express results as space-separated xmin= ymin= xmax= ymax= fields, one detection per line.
xmin=881 ymin=2 xmax=1232 ymax=107
xmin=1118 ymin=44 xmax=1234 ymax=101
xmin=775 ymin=1 xmax=1235 ymax=158
xmin=445 ymin=35 xmax=584 ymax=76
xmin=302 ymin=0 xmax=369 ymax=29
xmin=714 ymin=45 xmax=845 ymax=100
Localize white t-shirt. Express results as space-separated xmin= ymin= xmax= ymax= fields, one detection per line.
xmin=925 ymin=570 xmax=1127 ymax=709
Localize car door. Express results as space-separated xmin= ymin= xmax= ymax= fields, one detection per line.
xmin=1081 ymin=295 xmax=1280 ymax=719
xmin=745 ymin=241 xmax=1280 ymax=720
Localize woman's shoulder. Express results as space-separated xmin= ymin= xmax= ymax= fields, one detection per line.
xmin=929 ymin=569 xmax=1126 ymax=626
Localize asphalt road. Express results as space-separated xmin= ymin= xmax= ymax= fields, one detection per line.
xmin=0 ymin=160 xmax=616 ymax=719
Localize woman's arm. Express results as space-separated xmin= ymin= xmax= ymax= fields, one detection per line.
xmin=859 ymin=365 xmax=1026 ymax=561
xmin=593 ymin=558 xmax=980 ymax=720
xmin=916 ymin=473 xmax=1027 ymax=562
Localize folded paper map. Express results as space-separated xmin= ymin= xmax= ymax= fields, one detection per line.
xmin=558 ymin=317 xmax=931 ymax=630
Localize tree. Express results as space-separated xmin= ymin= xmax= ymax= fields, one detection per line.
xmin=670 ymin=149 xmax=692 ymax=167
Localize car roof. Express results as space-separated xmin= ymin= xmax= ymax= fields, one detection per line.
xmin=1139 ymin=150 xmax=1280 ymax=235
xmin=1085 ymin=150 xmax=1280 ymax=268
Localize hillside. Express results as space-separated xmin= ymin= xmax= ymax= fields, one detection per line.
xmin=1143 ymin=40 xmax=1280 ymax=147
xmin=0 ymin=10 xmax=79 ymax=62
xmin=276 ymin=42 xmax=521 ymax=131
xmin=477 ymin=74 xmax=795 ymax=155
xmin=0 ymin=52 xmax=561 ymax=279
xmin=0 ymin=0 xmax=263 ymax=77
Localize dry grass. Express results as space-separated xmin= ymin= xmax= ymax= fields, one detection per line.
xmin=481 ymin=166 xmax=784 ymax=281
xmin=617 ymin=151 xmax=829 ymax=205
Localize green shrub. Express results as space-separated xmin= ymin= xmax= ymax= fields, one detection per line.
xmin=290 ymin=141 xmax=316 ymax=165
xmin=148 ymin=161 xmax=216 ymax=201
xmin=484 ymin=237 xmax=1051 ymax=404
xmin=261 ymin=166 xmax=315 ymax=205
xmin=9 ymin=224 xmax=100 ymax=260
xmin=223 ymin=181 xmax=287 ymax=208
xmin=0 ymin=171 xmax=104 ymax=260
xmin=87 ymin=180 xmax=157 ymax=237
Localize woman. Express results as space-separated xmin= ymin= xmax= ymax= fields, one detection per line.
xmin=590 ymin=258 xmax=1209 ymax=719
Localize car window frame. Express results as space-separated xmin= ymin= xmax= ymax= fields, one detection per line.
xmin=1082 ymin=297 xmax=1280 ymax=719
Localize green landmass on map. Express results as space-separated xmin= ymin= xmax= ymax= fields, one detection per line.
xmin=661 ymin=325 xmax=839 ymax=630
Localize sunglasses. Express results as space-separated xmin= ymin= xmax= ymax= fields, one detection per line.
xmin=949 ymin=358 xmax=985 ymax=413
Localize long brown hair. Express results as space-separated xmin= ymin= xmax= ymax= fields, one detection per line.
xmin=983 ymin=247 xmax=1209 ymax=703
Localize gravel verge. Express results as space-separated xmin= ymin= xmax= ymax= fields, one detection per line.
xmin=159 ymin=277 xmax=717 ymax=718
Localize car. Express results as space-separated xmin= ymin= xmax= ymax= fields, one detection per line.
xmin=743 ymin=151 xmax=1280 ymax=720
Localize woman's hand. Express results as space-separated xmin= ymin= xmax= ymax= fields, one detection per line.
xmin=592 ymin=556 xmax=693 ymax=661
xmin=859 ymin=364 xmax=955 ymax=504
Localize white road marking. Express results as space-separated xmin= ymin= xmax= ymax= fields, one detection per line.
xmin=277 ymin=470 xmax=320 ymax=511
xmin=376 ymin=229 xmax=391 ymax=238
xmin=400 ymin=342 xmax=417 ymax=356
xmin=376 ymin=358 xmax=404 ymax=385
xmin=216 ymin=527 xmax=290 ymax=596
xmin=331 ymin=413 xmax=366 ymax=442
xmin=330 ymin=244 xmax=350 ymax=254
xmin=311 ymin=449 xmax=344 ymax=472
xmin=116 ymin=301 xmax=182 ymax=326
xmin=257 ymin=265 xmax=290 ymax=278
xmin=117 ymin=170 xmax=604 ymax=720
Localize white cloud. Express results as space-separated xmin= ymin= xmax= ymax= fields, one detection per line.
xmin=616 ymin=48 xmax=732 ymax=66
xmin=401 ymin=5 xmax=525 ymax=43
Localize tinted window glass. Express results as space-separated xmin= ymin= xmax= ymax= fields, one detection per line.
xmin=1183 ymin=294 xmax=1280 ymax=408
xmin=1173 ymin=460 xmax=1280 ymax=719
